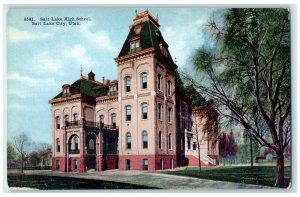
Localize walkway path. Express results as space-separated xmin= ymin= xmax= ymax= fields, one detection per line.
xmin=25 ymin=169 xmax=275 ymax=190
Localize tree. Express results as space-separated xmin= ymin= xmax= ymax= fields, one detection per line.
xmin=182 ymin=9 xmax=290 ymax=187
xmin=7 ymin=141 xmax=17 ymax=168
xmin=218 ymin=131 xmax=237 ymax=165
xmin=13 ymin=132 xmax=30 ymax=173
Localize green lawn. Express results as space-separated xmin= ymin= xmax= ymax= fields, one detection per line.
xmin=7 ymin=174 xmax=158 ymax=190
xmin=161 ymin=166 xmax=291 ymax=188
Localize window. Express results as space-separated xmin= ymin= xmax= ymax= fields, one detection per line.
xmin=55 ymin=116 xmax=60 ymax=129
xmin=141 ymin=103 xmax=148 ymax=119
xmin=111 ymin=113 xmax=116 ymax=127
xmin=56 ymin=138 xmax=60 ymax=152
xmin=125 ymin=105 xmax=131 ymax=121
xmin=141 ymin=73 xmax=147 ymax=89
xmin=170 ymin=159 xmax=173 ymax=169
xmin=99 ymin=115 xmax=104 ymax=128
xmin=126 ymin=159 xmax=130 ymax=170
xmin=74 ymin=136 xmax=79 ymax=151
xmin=142 ymin=131 xmax=148 ymax=149
xmin=168 ymin=107 xmax=173 ymax=123
xmin=56 ymin=160 xmax=60 ymax=170
xmin=89 ymin=139 xmax=95 ymax=150
xmin=126 ymin=132 xmax=131 ymax=149
xmin=73 ymin=113 xmax=78 ymax=125
xmin=193 ymin=142 xmax=197 ymax=150
xmin=74 ymin=160 xmax=78 ymax=170
xmin=157 ymin=74 xmax=162 ymax=91
xmin=159 ymin=131 xmax=163 ymax=149
xmin=160 ymin=159 xmax=163 ymax=170
xmin=158 ymin=103 xmax=163 ymax=120
xmin=168 ymin=133 xmax=172 ymax=150
xmin=167 ymin=80 xmax=172 ymax=96
xmin=187 ymin=137 xmax=192 ymax=150
xmin=130 ymin=40 xmax=140 ymax=53
xmin=143 ymin=159 xmax=148 ymax=170
xmin=64 ymin=115 xmax=69 ymax=126
xmin=182 ymin=116 xmax=186 ymax=130
xmin=124 ymin=76 xmax=131 ymax=92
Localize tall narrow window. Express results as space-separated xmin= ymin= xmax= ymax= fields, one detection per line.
xmin=99 ymin=115 xmax=104 ymax=128
xmin=125 ymin=159 xmax=130 ymax=170
xmin=130 ymin=40 xmax=140 ymax=53
xmin=74 ymin=160 xmax=78 ymax=170
xmin=167 ymin=80 xmax=172 ymax=96
xmin=157 ymin=74 xmax=162 ymax=91
xmin=187 ymin=137 xmax=191 ymax=150
xmin=89 ymin=139 xmax=95 ymax=150
xmin=64 ymin=115 xmax=69 ymax=126
xmin=159 ymin=131 xmax=163 ymax=149
xmin=55 ymin=116 xmax=60 ymax=129
xmin=142 ymin=159 xmax=148 ymax=170
xmin=158 ymin=103 xmax=163 ymax=120
xmin=56 ymin=138 xmax=60 ymax=152
xmin=168 ymin=133 xmax=172 ymax=150
xmin=73 ymin=113 xmax=78 ymax=125
xmin=142 ymin=131 xmax=148 ymax=149
xmin=56 ymin=160 xmax=60 ymax=170
xmin=125 ymin=105 xmax=131 ymax=121
xmin=125 ymin=76 xmax=131 ymax=92
xmin=141 ymin=73 xmax=147 ymax=89
xmin=111 ymin=113 xmax=116 ymax=128
xmin=141 ymin=103 xmax=148 ymax=119
xmin=182 ymin=116 xmax=186 ymax=130
xmin=168 ymin=107 xmax=173 ymax=123
xmin=74 ymin=136 xmax=79 ymax=151
xmin=126 ymin=132 xmax=131 ymax=149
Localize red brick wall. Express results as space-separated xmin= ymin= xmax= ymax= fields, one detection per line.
xmin=52 ymin=156 xmax=86 ymax=172
xmin=119 ymin=155 xmax=176 ymax=170
xmin=105 ymin=155 xmax=119 ymax=170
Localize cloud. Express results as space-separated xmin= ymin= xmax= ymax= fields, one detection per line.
xmin=7 ymin=72 xmax=58 ymax=88
xmin=8 ymin=89 xmax=31 ymax=98
xmin=8 ymin=103 xmax=28 ymax=110
xmin=31 ymin=52 xmax=64 ymax=74
xmin=64 ymin=44 xmax=94 ymax=67
xmin=7 ymin=27 xmax=51 ymax=43
xmin=79 ymin=21 xmax=117 ymax=52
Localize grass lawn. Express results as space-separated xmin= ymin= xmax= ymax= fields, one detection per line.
xmin=161 ymin=165 xmax=291 ymax=188
xmin=7 ymin=174 xmax=158 ymax=190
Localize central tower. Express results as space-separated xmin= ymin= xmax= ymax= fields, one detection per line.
xmin=115 ymin=10 xmax=177 ymax=170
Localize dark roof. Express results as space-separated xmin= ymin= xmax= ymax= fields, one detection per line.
xmin=52 ymin=78 xmax=110 ymax=99
xmin=118 ymin=21 xmax=174 ymax=64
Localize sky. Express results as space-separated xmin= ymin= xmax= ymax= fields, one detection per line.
xmin=6 ymin=7 xmax=225 ymax=144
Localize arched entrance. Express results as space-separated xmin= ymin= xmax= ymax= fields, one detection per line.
xmin=86 ymin=133 xmax=96 ymax=170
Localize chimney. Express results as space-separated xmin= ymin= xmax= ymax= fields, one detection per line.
xmin=102 ymin=76 xmax=105 ymax=83
xmin=88 ymin=70 xmax=95 ymax=81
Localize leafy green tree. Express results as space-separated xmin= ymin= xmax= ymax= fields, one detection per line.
xmin=13 ymin=132 xmax=31 ymax=173
xmin=183 ymin=9 xmax=290 ymax=187
xmin=7 ymin=141 xmax=17 ymax=167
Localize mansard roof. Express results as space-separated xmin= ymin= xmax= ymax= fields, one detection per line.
xmin=52 ymin=77 xmax=114 ymax=100
xmin=117 ymin=20 xmax=175 ymax=65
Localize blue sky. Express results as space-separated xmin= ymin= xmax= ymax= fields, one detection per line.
xmin=6 ymin=7 xmax=225 ymax=144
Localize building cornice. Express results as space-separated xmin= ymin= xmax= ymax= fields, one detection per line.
xmin=114 ymin=48 xmax=155 ymax=65
xmin=48 ymin=94 xmax=82 ymax=106
xmin=96 ymin=96 xmax=118 ymax=104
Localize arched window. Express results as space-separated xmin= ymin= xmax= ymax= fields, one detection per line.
xmin=73 ymin=113 xmax=78 ymax=125
xmin=89 ymin=139 xmax=95 ymax=150
xmin=157 ymin=74 xmax=162 ymax=91
xmin=74 ymin=136 xmax=79 ymax=151
xmin=124 ymin=76 xmax=131 ymax=92
xmin=142 ymin=131 xmax=148 ymax=149
xmin=168 ymin=107 xmax=173 ymax=123
xmin=140 ymin=73 xmax=147 ymax=89
xmin=55 ymin=116 xmax=60 ymax=129
xmin=111 ymin=113 xmax=116 ymax=128
xmin=99 ymin=115 xmax=104 ymax=128
xmin=125 ymin=105 xmax=131 ymax=121
xmin=141 ymin=103 xmax=148 ymax=119
xmin=126 ymin=132 xmax=131 ymax=149
xmin=159 ymin=131 xmax=163 ymax=149
xmin=64 ymin=115 xmax=69 ymax=126
xmin=158 ymin=103 xmax=163 ymax=120
xmin=168 ymin=133 xmax=172 ymax=150
xmin=56 ymin=138 xmax=60 ymax=152
xmin=167 ymin=80 xmax=172 ymax=96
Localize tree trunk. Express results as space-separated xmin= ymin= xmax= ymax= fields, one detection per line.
xmin=275 ymin=153 xmax=285 ymax=187
xmin=21 ymin=154 xmax=24 ymax=174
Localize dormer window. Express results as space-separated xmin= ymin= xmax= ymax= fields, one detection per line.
xmin=129 ymin=39 xmax=140 ymax=53
xmin=62 ymin=84 xmax=71 ymax=97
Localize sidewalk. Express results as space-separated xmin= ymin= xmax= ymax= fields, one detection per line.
xmin=25 ymin=169 xmax=275 ymax=190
